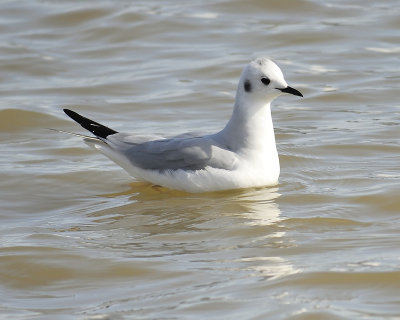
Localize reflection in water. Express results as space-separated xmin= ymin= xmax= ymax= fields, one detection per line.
xmin=235 ymin=187 xmax=281 ymax=226
xmin=93 ymin=182 xmax=283 ymax=232
xmin=86 ymin=182 xmax=298 ymax=280
xmin=238 ymin=256 xmax=299 ymax=280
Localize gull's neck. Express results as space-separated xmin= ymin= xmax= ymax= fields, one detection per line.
xmin=219 ymin=97 xmax=277 ymax=153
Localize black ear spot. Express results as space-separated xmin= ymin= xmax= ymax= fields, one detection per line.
xmin=244 ymin=79 xmax=252 ymax=92
xmin=261 ymin=77 xmax=271 ymax=86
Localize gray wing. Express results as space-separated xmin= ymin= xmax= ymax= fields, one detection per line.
xmin=107 ymin=133 xmax=238 ymax=172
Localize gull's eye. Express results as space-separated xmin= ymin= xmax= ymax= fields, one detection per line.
xmin=261 ymin=77 xmax=270 ymax=86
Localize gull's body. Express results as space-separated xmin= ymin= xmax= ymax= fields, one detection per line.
xmin=62 ymin=58 xmax=302 ymax=193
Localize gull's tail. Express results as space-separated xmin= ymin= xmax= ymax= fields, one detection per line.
xmin=60 ymin=109 xmax=133 ymax=175
xmin=63 ymin=109 xmax=118 ymax=139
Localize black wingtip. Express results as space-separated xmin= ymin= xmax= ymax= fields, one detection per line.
xmin=63 ymin=108 xmax=75 ymax=117
xmin=63 ymin=108 xmax=118 ymax=139
xmin=63 ymin=109 xmax=81 ymax=122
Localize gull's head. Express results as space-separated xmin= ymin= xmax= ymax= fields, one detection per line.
xmin=237 ymin=57 xmax=303 ymax=105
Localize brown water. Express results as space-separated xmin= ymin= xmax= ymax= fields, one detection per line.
xmin=1 ymin=1 xmax=400 ymax=319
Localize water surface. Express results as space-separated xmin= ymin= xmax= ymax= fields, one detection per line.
xmin=1 ymin=0 xmax=399 ymax=319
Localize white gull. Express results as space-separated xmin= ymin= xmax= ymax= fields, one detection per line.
xmin=62 ymin=57 xmax=303 ymax=193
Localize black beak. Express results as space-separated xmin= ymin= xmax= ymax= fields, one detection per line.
xmin=277 ymin=86 xmax=303 ymax=97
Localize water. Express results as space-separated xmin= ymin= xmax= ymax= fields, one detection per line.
xmin=1 ymin=0 xmax=399 ymax=319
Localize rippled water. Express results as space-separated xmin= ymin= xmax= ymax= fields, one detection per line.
xmin=1 ymin=0 xmax=399 ymax=319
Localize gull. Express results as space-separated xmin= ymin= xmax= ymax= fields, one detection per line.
xmin=61 ymin=57 xmax=303 ymax=193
